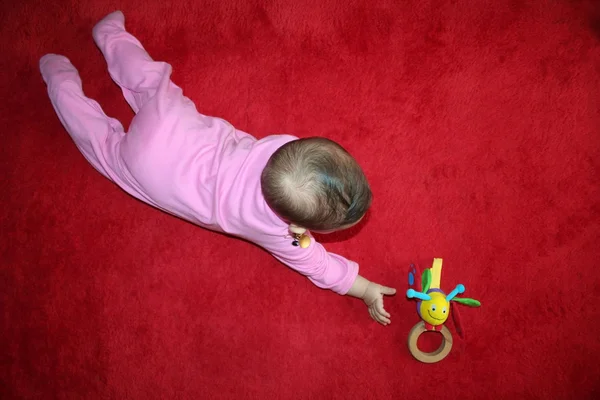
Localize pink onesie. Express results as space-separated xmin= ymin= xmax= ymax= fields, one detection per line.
xmin=39 ymin=11 xmax=358 ymax=295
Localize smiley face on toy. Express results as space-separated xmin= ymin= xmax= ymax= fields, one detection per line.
xmin=419 ymin=290 xmax=449 ymax=326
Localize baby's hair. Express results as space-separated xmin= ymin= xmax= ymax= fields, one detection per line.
xmin=261 ymin=137 xmax=372 ymax=231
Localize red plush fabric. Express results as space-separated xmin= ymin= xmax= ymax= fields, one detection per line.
xmin=2 ymin=0 xmax=600 ymax=398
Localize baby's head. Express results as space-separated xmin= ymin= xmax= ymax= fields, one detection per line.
xmin=261 ymin=137 xmax=372 ymax=233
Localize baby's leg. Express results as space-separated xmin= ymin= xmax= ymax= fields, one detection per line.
xmin=39 ymin=54 xmax=151 ymax=203
xmin=92 ymin=11 xmax=181 ymax=113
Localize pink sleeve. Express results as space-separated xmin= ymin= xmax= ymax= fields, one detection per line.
xmin=267 ymin=240 xmax=359 ymax=295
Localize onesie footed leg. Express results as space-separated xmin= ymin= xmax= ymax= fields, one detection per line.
xmin=90 ymin=10 xmax=182 ymax=114
xmin=39 ymin=54 xmax=83 ymax=93
xmin=38 ymin=32 xmax=169 ymax=209
xmin=39 ymin=53 xmax=126 ymax=182
xmin=91 ymin=10 xmax=126 ymax=47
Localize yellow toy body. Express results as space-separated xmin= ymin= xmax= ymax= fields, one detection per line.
xmin=418 ymin=291 xmax=449 ymax=326
xmin=416 ymin=258 xmax=449 ymax=326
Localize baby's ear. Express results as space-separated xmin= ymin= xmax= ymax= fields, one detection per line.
xmin=289 ymin=224 xmax=308 ymax=235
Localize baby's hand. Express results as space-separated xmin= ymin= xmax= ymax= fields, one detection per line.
xmin=362 ymin=282 xmax=396 ymax=326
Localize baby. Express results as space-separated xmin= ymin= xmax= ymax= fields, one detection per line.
xmin=40 ymin=11 xmax=396 ymax=325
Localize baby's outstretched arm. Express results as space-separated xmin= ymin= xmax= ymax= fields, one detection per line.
xmin=258 ymin=232 xmax=396 ymax=325
xmin=346 ymin=275 xmax=396 ymax=326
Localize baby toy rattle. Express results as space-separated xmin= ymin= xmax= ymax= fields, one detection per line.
xmin=406 ymin=258 xmax=480 ymax=363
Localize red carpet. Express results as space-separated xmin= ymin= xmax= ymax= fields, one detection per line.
xmin=2 ymin=0 xmax=600 ymax=398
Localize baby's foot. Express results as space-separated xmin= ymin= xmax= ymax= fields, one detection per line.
xmin=39 ymin=54 xmax=82 ymax=89
xmin=92 ymin=11 xmax=126 ymax=47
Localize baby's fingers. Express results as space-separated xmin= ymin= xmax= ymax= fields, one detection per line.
xmin=370 ymin=305 xmax=391 ymax=325
xmin=375 ymin=298 xmax=391 ymax=318
xmin=368 ymin=307 xmax=377 ymax=322
xmin=374 ymin=308 xmax=391 ymax=325
xmin=380 ymin=286 xmax=397 ymax=296
xmin=369 ymin=307 xmax=385 ymax=325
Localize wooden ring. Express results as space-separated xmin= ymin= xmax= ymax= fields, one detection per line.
xmin=407 ymin=321 xmax=453 ymax=363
